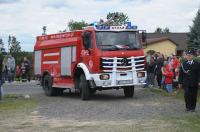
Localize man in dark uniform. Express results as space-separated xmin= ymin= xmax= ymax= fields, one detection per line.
xmin=0 ymin=51 xmax=4 ymax=100
xmin=178 ymin=50 xmax=200 ymax=112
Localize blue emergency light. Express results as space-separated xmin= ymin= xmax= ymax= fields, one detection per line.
xmin=126 ymin=22 xmax=137 ymax=29
xmin=95 ymin=22 xmax=137 ymax=30
xmin=95 ymin=25 xmax=110 ymax=30
xmin=92 ymin=21 xmax=98 ymax=26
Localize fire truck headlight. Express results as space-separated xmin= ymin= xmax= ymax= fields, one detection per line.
xmin=100 ymin=74 xmax=110 ymax=80
xmin=137 ymin=72 xmax=145 ymax=78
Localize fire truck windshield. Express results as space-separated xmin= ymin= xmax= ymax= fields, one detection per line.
xmin=96 ymin=31 xmax=141 ymax=50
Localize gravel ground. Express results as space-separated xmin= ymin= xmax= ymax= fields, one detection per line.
xmin=1 ymin=81 xmax=200 ymax=132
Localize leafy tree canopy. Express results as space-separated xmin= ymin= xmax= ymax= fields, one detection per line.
xmin=187 ymin=9 xmax=200 ymax=50
xmin=68 ymin=20 xmax=88 ymax=31
xmin=106 ymin=12 xmax=129 ymax=25
xmin=9 ymin=36 xmax=21 ymax=54
xmin=154 ymin=27 xmax=170 ymax=33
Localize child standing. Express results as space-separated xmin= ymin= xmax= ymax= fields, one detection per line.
xmin=16 ymin=65 xmax=21 ymax=81
xmin=162 ymin=67 xmax=174 ymax=93
xmin=21 ymin=62 xmax=26 ymax=82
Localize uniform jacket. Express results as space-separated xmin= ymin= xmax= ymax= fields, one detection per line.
xmin=0 ymin=55 xmax=3 ymax=79
xmin=178 ymin=60 xmax=200 ymax=87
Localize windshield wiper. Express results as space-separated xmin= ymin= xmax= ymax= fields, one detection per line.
xmin=98 ymin=45 xmax=119 ymax=50
xmin=126 ymin=47 xmax=139 ymax=50
xmin=115 ymin=44 xmax=139 ymax=50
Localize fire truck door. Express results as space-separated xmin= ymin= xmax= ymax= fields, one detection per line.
xmin=86 ymin=33 xmax=95 ymax=67
xmin=61 ymin=47 xmax=72 ymax=76
xmin=34 ymin=50 xmax=41 ymax=75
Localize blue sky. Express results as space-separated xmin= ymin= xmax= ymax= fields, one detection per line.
xmin=0 ymin=0 xmax=199 ymax=51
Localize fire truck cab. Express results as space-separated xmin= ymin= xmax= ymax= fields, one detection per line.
xmin=34 ymin=22 xmax=147 ymax=100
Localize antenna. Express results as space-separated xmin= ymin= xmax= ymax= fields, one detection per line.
xmin=42 ymin=26 xmax=47 ymax=35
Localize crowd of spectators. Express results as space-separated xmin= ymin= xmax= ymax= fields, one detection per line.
xmin=2 ymin=55 xmax=31 ymax=83
xmin=144 ymin=51 xmax=182 ymax=94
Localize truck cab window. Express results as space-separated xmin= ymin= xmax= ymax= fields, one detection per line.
xmin=89 ymin=33 xmax=93 ymax=48
xmin=83 ymin=32 xmax=93 ymax=49
xmin=83 ymin=36 xmax=89 ymax=49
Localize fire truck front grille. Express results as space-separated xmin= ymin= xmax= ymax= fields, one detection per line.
xmin=100 ymin=56 xmax=145 ymax=72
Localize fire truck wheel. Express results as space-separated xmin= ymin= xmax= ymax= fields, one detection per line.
xmin=123 ymin=86 xmax=134 ymax=98
xmin=43 ymin=75 xmax=56 ymax=96
xmin=80 ymin=74 xmax=90 ymax=100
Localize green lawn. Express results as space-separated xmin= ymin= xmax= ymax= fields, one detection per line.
xmin=148 ymin=88 xmax=200 ymax=104
xmin=143 ymin=88 xmax=200 ymax=132
xmin=0 ymin=94 xmax=37 ymax=115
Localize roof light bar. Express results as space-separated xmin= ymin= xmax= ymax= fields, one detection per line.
xmin=94 ymin=22 xmax=137 ymax=30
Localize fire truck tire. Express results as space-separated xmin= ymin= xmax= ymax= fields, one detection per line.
xmin=123 ymin=86 xmax=134 ymax=97
xmin=80 ymin=74 xmax=90 ymax=100
xmin=43 ymin=75 xmax=57 ymax=96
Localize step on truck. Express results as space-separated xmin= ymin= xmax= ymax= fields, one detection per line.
xmin=34 ymin=22 xmax=147 ymax=100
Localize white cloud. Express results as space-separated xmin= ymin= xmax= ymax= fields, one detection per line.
xmin=0 ymin=0 xmax=199 ymax=51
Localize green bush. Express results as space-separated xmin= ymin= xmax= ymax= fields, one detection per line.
xmin=12 ymin=52 xmax=33 ymax=65
xmin=180 ymin=57 xmax=200 ymax=63
xmin=194 ymin=57 xmax=200 ymax=62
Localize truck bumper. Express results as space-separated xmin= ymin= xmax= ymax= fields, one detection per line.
xmin=90 ymin=71 xmax=146 ymax=88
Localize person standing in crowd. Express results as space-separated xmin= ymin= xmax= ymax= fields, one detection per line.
xmin=23 ymin=57 xmax=31 ymax=82
xmin=21 ymin=62 xmax=26 ymax=82
xmin=161 ymin=60 xmax=170 ymax=89
xmin=171 ymin=54 xmax=180 ymax=73
xmin=154 ymin=52 xmax=164 ymax=88
xmin=144 ymin=54 xmax=155 ymax=88
xmin=2 ymin=55 xmax=8 ymax=83
xmin=0 ymin=53 xmax=3 ymax=100
xmin=15 ymin=65 xmax=21 ymax=81
xmin=162 ymin=66 xmax=174 ymax=93
xmin=178 ymin=50 xmax=200 ymax=112
xmin=171 ymin=54 xmax=180 ymax=88
xmin=7 ymin=55 xmax=15 ymax=82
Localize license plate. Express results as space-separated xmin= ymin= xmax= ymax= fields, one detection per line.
xmin=117 ymin=80 xmax=133 ymax=85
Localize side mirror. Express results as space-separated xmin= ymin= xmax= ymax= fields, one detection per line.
xmin=141 ymin=32 xmax=147 ymax=43
xmin=82 ymin=31 xmax=91 ymax=50
xmin=82 ymin=31 xmax=91 ymax=38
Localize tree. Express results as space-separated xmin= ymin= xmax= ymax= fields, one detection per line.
xmin=163 ymin=27 xmax=170 ymax=33
xmin=68 ymin=20 xmax=88 ymax=31
xmin=155 ymin=27 xmax=162 ymax=33
xmin=155 ymin=27 xmax=170 ymax=33
xmin=0 ymin=37 xmax=6 ymax=54
xmin=187 ymin=9 xmax=200 ymax=50
xmin=147 ymin=50 xmax=156 ymax=55
xmin=9 ymin=36 xmax=21 ymax=54
xmin=106 ymin=12 xmax=129 ymax=25
xmin=8 ymin=35 xmax=11 ymax=50
xmin=0 ymin=37 xmax=4 ymax=49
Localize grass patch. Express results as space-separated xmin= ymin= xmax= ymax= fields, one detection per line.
xmin=159 ymin=115 xmax=200 ymax=132
xmin=0 ymin=94 xmax=37 ymax=113
xmin=147 ymin=88 xmax=200 ymax=104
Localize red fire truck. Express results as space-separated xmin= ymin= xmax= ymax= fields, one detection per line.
xmin=34 ymin=22 xmax=147 ymax=100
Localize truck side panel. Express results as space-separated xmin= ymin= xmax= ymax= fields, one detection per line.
xmin=34 ymin=50 xmax=42 ymax=75
xmin=42 ymin=48 xmax=61 ymax=77
xmin=41 ymin=45 xmax=79 ymax=89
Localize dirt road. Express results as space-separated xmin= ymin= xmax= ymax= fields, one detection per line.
xmin=1 ymin=82 xmax=200 ymax=132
